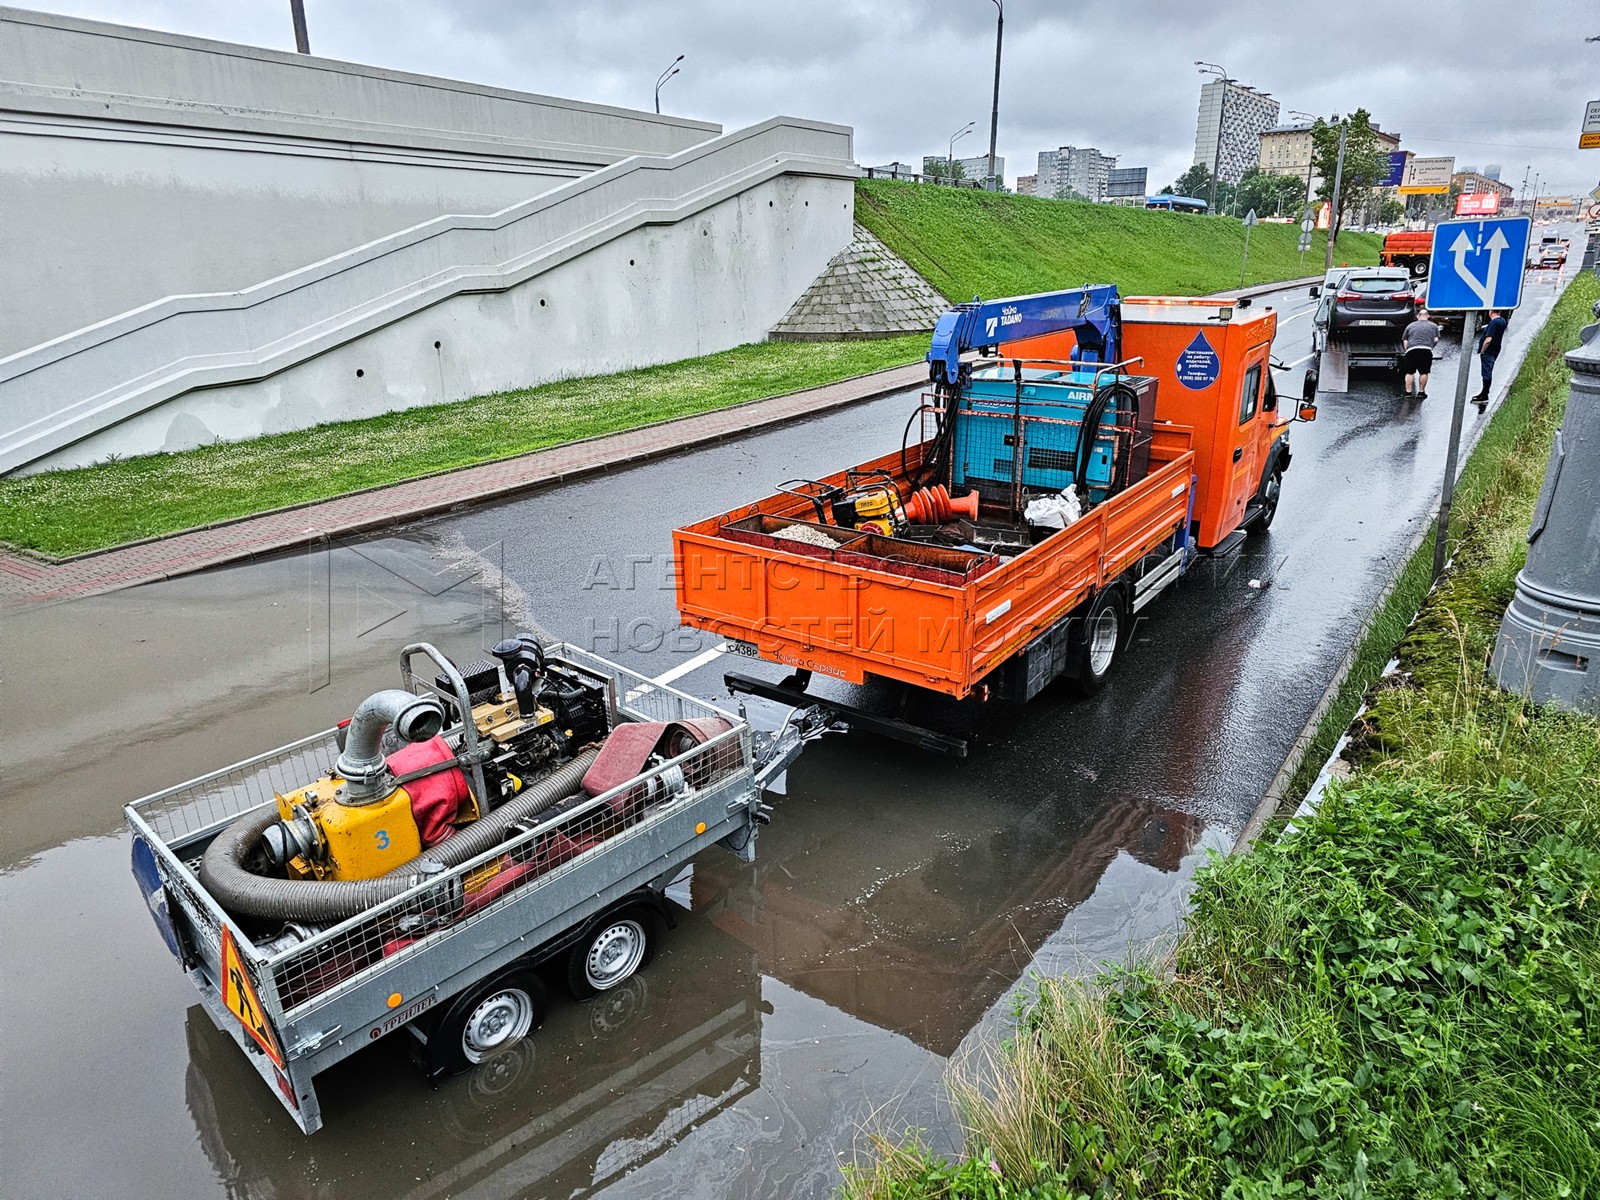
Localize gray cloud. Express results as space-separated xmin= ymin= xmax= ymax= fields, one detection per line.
xmin=41 ymin=0 xmax=1600 ymax=195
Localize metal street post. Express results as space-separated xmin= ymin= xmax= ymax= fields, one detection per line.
xmin=289 ymin=0 xmax=310 ymax=53
xmin=1433 ymin=309 xmax=1481 ymax=579
xmin=985 ymin=0 xmax=1003 ymax=190
xmin=948 ymin=121 xmax=974 ymax=185
xmin=1324 ymin=119 xmax=1347 ymax=270
xmin=654 ymin=54 xmax=684 ymax=115
xmin=1240 ymin=209 xmax=1258 ymax=286
xmin=1196 ymin=62 xmax=1229 ymax=214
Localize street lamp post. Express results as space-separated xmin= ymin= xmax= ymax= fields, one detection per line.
xmin=1325 ymin=116 xmax=1347 ymax=270
xmin=289 ymin=0 xmax=310 ymax=53
xmin=654 ymin=54 xmax=684 ymax=115
xmin=1195 ymin=62 xmax=1231 ymax=215
xmin=985 ymin=0 xmax=1003 ymax=190
xmin=948 ymin=121 xmax=975 ymax=185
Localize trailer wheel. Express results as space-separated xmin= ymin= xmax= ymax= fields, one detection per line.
xmin=567 ymin=910 xmax=655 ymax=1000
xmin=1070 ymin=590 xmax=1125 ymax=695
xmin=427 ymin=967 xmax=546 ymax=1076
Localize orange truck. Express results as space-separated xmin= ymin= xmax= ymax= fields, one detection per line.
xmin=1380 ymin=230 xmax=1433 ymax=278
xmin=672 ymin=287 xmax=1316 ymax=754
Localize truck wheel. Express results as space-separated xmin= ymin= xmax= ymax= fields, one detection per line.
xmin=1248 ymin=471 xmax=1283 ymax=535
xmin=567 ymin=910 xmax=654 ymax=1000
xmin=1070 ymin=589 xmax=1125 ymax=696
xmin=1411 ymin=259 xmax=1429 ymax=278
xmin=427 ymin=967 xmax=546 ymax=1076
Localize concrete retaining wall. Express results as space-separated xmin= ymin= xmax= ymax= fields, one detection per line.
xmin=0 ymin=7 xmax=720 ymax=354
xmin=2 ymin=115 xmax=857 ymax=474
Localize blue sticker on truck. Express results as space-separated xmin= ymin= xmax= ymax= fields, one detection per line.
xmin=132 ymin=835 xmax=184 ymax=961
xmin=1176 ymin=331 xmax=1221 ymax=390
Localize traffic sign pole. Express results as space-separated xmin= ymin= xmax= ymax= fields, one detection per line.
xmin=1433 ymin=309 xmax=1482 ymax=580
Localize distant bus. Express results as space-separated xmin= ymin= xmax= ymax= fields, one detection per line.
xmin=1145 ymin=195 xmax=1208 ymax=214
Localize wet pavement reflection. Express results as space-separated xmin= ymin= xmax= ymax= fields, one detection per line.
xmin=0 ymin=276 xmax=1569 ymax=1199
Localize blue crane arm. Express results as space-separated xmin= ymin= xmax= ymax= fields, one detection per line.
xmin=926 ymin=285 xmax=1122 ymax=387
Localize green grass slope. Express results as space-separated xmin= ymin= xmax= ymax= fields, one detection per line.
xmin=856 ymin=179 xmax=1381 ymax=301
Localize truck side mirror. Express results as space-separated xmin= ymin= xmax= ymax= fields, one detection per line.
xmin=1298 ymin=402 xmax=1318 ymax=422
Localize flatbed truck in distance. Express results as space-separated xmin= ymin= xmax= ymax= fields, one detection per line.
xmin=673 ymin=287 xmax=1318 ymax=753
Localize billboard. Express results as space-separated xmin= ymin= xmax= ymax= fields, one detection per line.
xmin=1380 ymin=151 xmax=1409 ymax=188
xmin=1107 ymin=166 xmax=1148 ymax=198
xmin=1455 ymin=191 xmax=1501 ymax=216
xmin=1399 ymin=155 xmax=1455 ymax=194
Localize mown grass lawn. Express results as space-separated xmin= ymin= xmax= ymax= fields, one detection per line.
xmin=856 ymin=179 xmax=1382 ymax=302
xmin=0 ymin=335 xmax=927 ymax=557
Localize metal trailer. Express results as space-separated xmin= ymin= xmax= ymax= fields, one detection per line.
xmin=126 ymin=642 xmax=817 ymax=1134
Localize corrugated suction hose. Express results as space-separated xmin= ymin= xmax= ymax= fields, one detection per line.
xmin=198 ymin=748 xmax=599 ymax=923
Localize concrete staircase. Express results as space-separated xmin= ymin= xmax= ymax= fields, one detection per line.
xmin=1 ymin=117 xmax=856 ymax=474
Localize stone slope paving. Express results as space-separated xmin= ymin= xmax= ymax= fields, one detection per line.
xmin=770 ymin=223 xmax=948 ymax=341
xmin=0 ymin=362 xmax=926 ymax=609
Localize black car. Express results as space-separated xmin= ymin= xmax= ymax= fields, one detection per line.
xmin=1327 ymin=269 xmax=1419 ymax=341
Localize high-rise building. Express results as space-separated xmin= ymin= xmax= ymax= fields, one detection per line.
xmin=1483 ymin=163 xmax=1502 ymax=181
xmin=1257 ymin=122 xmax=1315 ymax=180
xmin=1016 ymin=174 xmax=1038 ymax=196
xmin=955 ymin=153 xmax=1004 ymax=185
xmin=1193 ymin=78 xmax=1280 ymax=184
xmin=1453 ymin=171 xmax=1514 ymax=203
xmin=1036 ymin=146 xmax=1117 ymax=201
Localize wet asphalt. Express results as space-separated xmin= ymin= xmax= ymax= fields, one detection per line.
xmin=0 ymin=270 xmax=1573 ymax=1199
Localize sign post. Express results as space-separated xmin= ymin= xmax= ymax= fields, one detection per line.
xmin=1240 ymin=209 xmax=1258 ymax=286
xmin=1424 ymin=215 xmax=1532 ymax=579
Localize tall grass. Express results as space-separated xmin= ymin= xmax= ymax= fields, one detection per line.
xmin=845 ymin=274 xmax=1600 ymax=1200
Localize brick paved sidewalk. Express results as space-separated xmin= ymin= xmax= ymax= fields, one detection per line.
xmin=0 ymin=362 xmax=927 ymax=609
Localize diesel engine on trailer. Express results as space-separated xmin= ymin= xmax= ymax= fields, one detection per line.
xmin=257 ymin=637 xmax=609 ymax=883
xmin=192 ymin=634 xmax=745 ymax=929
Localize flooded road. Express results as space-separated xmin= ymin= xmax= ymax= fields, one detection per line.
xmin=0 ymin=275 xmax=1568 ymax=1198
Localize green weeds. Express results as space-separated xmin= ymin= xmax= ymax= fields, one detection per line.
xmin=845 ymin=274 xmax=1600 ymax=1200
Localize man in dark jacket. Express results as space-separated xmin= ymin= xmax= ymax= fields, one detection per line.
xmin=1473 ymin=309 xmax=1509 ymax=407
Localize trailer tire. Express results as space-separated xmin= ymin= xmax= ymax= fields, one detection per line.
xmin=427 ymin=967 xmax=546 ymax=1077
xmin=1069 ymin=589 xmax=1125 ymax=696
xmin=567 ymin=908 xmax=657 ymax=1000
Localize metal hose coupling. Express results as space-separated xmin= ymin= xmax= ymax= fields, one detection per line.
xmin=335 ymin=689 xmax=445 ymax=801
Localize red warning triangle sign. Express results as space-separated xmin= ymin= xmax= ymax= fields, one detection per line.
xmin=220 ymin=925 xmax=285 ymax=1069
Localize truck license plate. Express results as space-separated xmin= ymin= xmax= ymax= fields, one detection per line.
xmin=727 ymin=639 xmax=759 ymax=658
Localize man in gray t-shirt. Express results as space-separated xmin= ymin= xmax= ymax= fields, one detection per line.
xmin=1401 ymin=308 xmax=1441 ymax=398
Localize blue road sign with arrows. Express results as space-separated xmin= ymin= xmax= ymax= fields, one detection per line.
xmin=1425 ymin=216 xmax=1531 ymax=311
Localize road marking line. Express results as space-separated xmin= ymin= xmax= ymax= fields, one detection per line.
xmin=1274 ymin=353 xmax=1315 ymax=371
xmin=650 ymin=643 xmax=728 ymax=687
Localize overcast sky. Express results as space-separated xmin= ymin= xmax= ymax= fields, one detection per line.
xmin=47 ymin=0 xmax=1600 ymax=196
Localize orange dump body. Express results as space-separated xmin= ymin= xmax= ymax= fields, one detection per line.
xmin=674 ymin=425 xmax=1195 ymax=699
xmin=1381 ymin=230 xmax=1433 ymax=263
xmin=1003 ymin=297 xmax=1283 ymax=549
